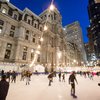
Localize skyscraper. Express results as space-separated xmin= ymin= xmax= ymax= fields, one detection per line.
xmin=87 ymin=0 xmax=100 ymax=60
xmin=65 ymin=21 xmax=87 ymax=63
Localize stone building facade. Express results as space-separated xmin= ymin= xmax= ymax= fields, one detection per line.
xmin=0 ymin=0 xmax=82 ymax=71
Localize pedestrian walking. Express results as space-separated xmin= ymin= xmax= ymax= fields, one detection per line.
xmin=69 ymin=71 xmax=78 ymax=98
xmin=0 ymin=75 xmax=9 ymax=100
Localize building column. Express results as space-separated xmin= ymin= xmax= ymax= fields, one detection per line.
xmin=3 ymin=21 xmax=11 ymax=36
xmin=14 ymin=43 xmax=22 ymax=62
xmin=0 ymin=42 xmax=7 ymax=61
xmin=18 ymin=27 xmax=25 ymax=39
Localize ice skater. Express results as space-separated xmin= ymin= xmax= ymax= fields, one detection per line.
xmin=25 ymin=70 xmax=31 ymax=85
xmin=0 ymin=75 xmax=9 ymax=100
xmin=69 ymin=71 xmax=78 ymax=98
xmin=48 ymin=72 xmax=54 ymax=86
xmin=62 ymin=73 xmax=65 ymax=82
xmin=58 ymin=72 xmax=61 ymax=82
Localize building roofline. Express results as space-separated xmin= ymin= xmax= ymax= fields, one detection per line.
xmin=0 ymin=0 xmax=42 ymax=20
xmin=23 ymin=8 xmax=42 ymax=20
xmin=0 ymin=0 xmax=23 ymax=14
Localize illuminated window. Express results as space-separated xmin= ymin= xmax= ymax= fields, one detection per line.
xmin=2 ymin=8 xmax=7 ymax=14
xmin=0 ymin=20 xmax=4 ymax=34
xmin=95 ymin=6 xmax=97 ymax=9
xmin=31 ymin=49 xmax=35 ymax=60
xmin=4 ymin=43 xmax=12 ymax=59
xmin=94 ymin=15 xmax=96 ymax=18
xmin=0 ymin=27 xmax=2 ymax=34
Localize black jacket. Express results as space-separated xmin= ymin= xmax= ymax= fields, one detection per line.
xmin=0 ymin=80 xmax=9 ymax=100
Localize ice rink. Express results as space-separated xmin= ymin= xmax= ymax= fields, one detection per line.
xmin=6 ymin=74 xmax=100 ymax=100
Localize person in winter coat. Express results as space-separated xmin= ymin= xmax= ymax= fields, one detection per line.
xmin=48 ymin=72 xmax=54 ymax=86
xmin=0 ymin=75 xmax=9 ymax=100
xmin=69 ymin=71 xmax=78 ymax=97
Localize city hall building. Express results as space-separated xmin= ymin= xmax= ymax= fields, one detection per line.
xmin=0 ymin=0 xmax=83 ymax=71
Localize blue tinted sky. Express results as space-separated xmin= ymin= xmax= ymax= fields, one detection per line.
xmin=10 ymin=0 xmax=89 ymax=43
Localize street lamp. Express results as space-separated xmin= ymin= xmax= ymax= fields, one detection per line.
xmin=44 ymin=25 xmax=48 ymax=31
xmin=37 ymin=45 xmax=41 ymax=49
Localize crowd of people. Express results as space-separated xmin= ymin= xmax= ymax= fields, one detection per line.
xmin=0 ymin=69 xmax=100 ymax=99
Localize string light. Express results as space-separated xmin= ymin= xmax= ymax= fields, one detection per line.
xmin=36 ymin=50 xmax=40 ymax=54
xmin=40 ymin=37 xmax=43 ymax=42
xmin=31 ymin=49 xmax=34 ymax=53
xmin=44 ymin=25 xmax=48 ymax=31
xmin=30 ymin=0 xmax=55 ymax=68
xmin=37 ymin=45 xmax=41 ymax=49
xmin=30 ymin=54 xmax=37 ymax=67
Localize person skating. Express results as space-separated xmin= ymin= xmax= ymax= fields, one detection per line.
xmin=69 ymin=71 xmax=78 ymax=98
xmin=62 ymin=73 xmax=65 ymax=82
xmin=0 ymin=75 xmax=9 ymax=100
xmin=58 ymin=72 xmax=61 ymax=82
xmin=6 ymin=70 xmax=11 ymax=83
xmin=25 ymin=71 xmax=30 ymax=85
xmin=48 ymin=72 xmax=54 ymax=86
xmin=11 ymin=71 xmax=17 ymax=83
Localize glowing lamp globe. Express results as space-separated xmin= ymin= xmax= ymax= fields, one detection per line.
xmin=49 ymin=4 xmax=55 ymax=11
xmin=40 ymin=37 xmax=43 ymax=42
xmin=44 ymin=25 xmax=48 ymax=31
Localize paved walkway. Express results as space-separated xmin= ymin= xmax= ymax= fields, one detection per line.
xmin=6 ymin=74 xmax=100 ymax=100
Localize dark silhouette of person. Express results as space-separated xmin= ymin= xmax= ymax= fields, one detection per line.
xmin=69 ymin=71 xmax=78 ymax=97
xmin=48 ymin=72 xmax=54 ymax=86
xmin=1 ymin=70 xmax=4 ymax=77
xmin=0 ymin=75 xmax=9 ymax=100
xmin=62 ymin=73 xmax=65 ymax=82
xmin=11 ymin=71 xmax=17 ymax=83
xmin=6 ymin=70 xmax=11 ymax=82
xmin=58 ymin=72 xmax=61 ymax=82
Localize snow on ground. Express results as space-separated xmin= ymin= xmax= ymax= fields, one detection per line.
xmin=6 ymin=74 xmax=100 ymax=100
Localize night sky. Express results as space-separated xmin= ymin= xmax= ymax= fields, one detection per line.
xmin=10 ymin=0 xmax=90 ymax=43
